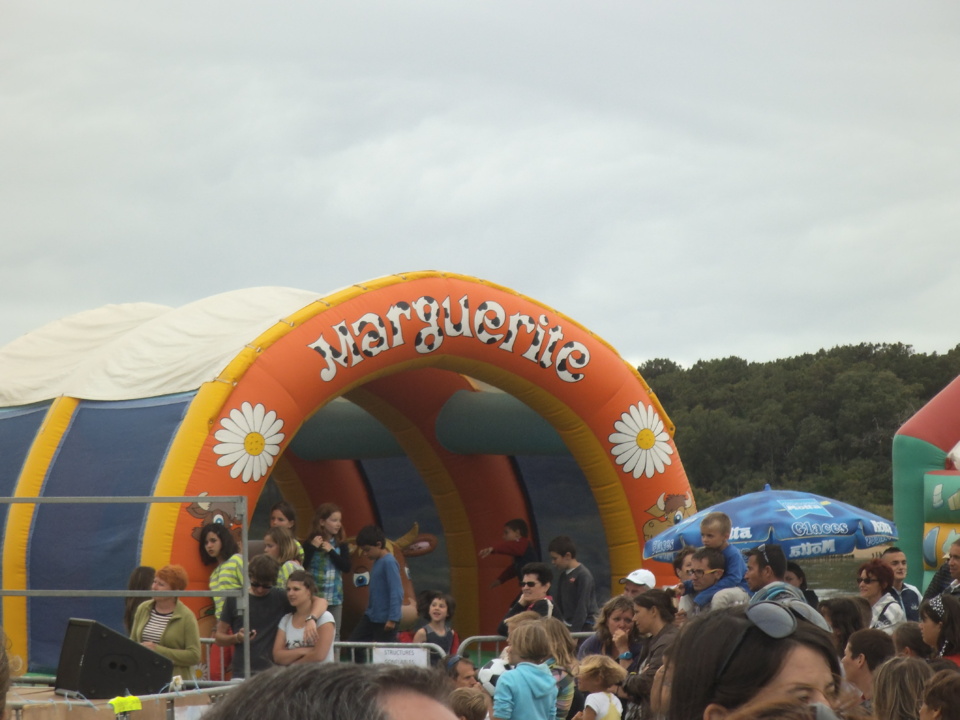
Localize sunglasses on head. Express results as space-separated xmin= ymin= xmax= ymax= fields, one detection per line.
xmin=757 ymin=543 xmax=771 ymax=566
xmin=521 ymin=581 xmax=540 ymax=588
xmin=250 ymin=581 xmax=274 ymax=589
xmin=714 ymin=600 xmax=831 ymax=686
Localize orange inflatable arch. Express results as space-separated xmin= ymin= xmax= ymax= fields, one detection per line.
xmin=0 ymin=271 xmax=695 ymax=669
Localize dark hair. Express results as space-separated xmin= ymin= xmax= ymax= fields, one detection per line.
xmin=199 ymin=522 xmax=239 ymax=566
xmin=923 ymin=669 xmax=960 ymax=720
xmin=693 ymin=546 xmax=725 ymax=571
xmin=505 ymin=518 xmax=529 ymax=537
xmin=881 ymin=546 xmax=904 ymax=557
xmin=745 ymin=544 xmax=787 ymax=579
xmin=547 ymin=535 xmax=577 ymax=559
xmin=785 ymin=562 xmax=809 ymax=590
xmin=669 ymin=605 xmax=841 ymax=720
xmin=857 ymin=558 xmax=894 ymax=593
xmin=271 ymin=501 xmax=297 ymax=529
xmin=203 ymin=661 xmax=451 ymax=720
xmin=919 ymin=594 xmax=960 ymax=657
xmin=124 ymin=565 xmax=156 ymax=633
xmin=594 ymin=595 xmax=642 ymax=654
xmin=893 ymin=621 xmax=933 ymax=660
xmin=672 ymin=546 xmax=696 ymax=576
xmin=310 ymin=503 xmax=345 ymax=543
xmin=355 ymin=525 xmax=386 ymax=549
xmin=443 ymin=654 xmax=474 ymax=680
xmin=249 ymin=554 xmax=280 ymax=585
xmin=818 ymin=596 xmax=869 ymax=655
xmin=417 ymin=590 xmax=456 ymax=622
xmin=633 ymin=588 xmax=676 ymax=623
xmin=927 ymin=658 xmax=960 ymax=674
xmin=285 ymin=570 xmax=317 ymax=596
xmin=521 ymin=562 xmax=553 ymax=587
xmin=847 ymin=628 xmax=895 ymax=671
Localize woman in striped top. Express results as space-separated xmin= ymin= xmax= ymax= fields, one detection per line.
xmin=131 ymin=565 xmax=201 ymax=682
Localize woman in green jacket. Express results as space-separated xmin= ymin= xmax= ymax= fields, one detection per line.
xmin=131 ymin=564 xmax=202 ymax=682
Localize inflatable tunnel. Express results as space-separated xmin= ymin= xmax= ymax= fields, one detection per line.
xmin=894 ymin=374 xmax=960 ymax=590
xmin=0 ymin=271 xmax=695 ymax=671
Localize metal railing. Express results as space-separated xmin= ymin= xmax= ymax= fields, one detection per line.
xmin=0 ymin=495 xmax=259 ymax=679
xmin=6 ymin=682 xmax=240 ymax=720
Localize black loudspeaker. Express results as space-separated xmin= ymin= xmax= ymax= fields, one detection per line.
xmin=54 ymin=618 xmax=174 ymax=699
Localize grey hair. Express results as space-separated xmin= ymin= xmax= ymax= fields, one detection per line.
xmin=204 ymin=663 xmax=451 ymax=720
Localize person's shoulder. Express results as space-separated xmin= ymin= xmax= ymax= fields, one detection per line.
xmin=573 ymin=562 xmax=594 ymax=578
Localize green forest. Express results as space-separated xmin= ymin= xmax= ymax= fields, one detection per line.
xmin=639 ymin=343 xmax=960 ymax=519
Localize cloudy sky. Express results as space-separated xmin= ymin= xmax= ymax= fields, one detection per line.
xmin=3 ymin=2 xmax=958 ymax=368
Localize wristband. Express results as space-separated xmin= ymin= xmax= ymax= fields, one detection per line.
xmin=305 ymin=615 xmax=317 ymax=623
xmin=618 ymin=651 xmax=633 ymax=660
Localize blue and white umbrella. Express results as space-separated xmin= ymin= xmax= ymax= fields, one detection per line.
xmin=643 ymin=484 xmax=897 ymax=562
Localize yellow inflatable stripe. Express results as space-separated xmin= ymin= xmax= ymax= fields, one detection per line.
xmin=3 ymin=396 xmax=79 ymax=664
xmin=142 ymin=381 xmax=237 ymax=568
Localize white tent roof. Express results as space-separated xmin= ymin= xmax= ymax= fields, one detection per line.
xmin=0 ymin=287 xmax=325 ymax=406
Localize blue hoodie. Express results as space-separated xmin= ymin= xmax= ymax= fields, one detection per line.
xmin=493 ymin=661 xmax=558 ymax=720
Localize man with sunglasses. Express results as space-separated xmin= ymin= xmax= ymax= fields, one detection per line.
xmin=216 ymin=554 xmax=327 ymax=678
xmin=497 ymin=563 xmax=554 ymax=636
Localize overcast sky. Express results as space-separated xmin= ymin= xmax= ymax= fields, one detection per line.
xmin=3 ymin=2 xmax=958 ymax=368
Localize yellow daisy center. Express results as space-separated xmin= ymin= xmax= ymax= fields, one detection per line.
xmin=636 ymin=428 xmax=656 ymax=450
xmin=244 ymin=432 xmax=266 ymax=456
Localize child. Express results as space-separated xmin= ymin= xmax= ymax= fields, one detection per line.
xmin=450 ymin=687 xmax=489 ymax=720
xmin=573 ymin=655 xmax=627 ymax=720
xmin=349 ymin=525 xmax=403 ymax=643
xmin=269 ymin=500 xmax=303 ymax=561
xmin=493 ymin=622 xmax=558 ymax=720
xmin=480 ymin=518 xmax=539 ymax=589
xmin=682 ymin=511 xmax=749 ymax=608
xmin=264 ymin=526 xmax=304 ymax=587
xmin=547 ymin=535 xmax=598 ymax=632
xmin=413 ymin=591 xmax=460 ymax=660
xmin=215 ymin=555 xmax=326 ymax=678
xmin=303 ymin=503 xmax=351 ymax=639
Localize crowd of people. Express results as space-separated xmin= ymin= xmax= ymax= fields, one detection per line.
xmin=110 ymin=503 xmax=960 ymax=720
xmin=435 ymin=513 xmax=960 ymax=720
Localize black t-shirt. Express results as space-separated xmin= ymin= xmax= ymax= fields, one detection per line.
xmin=220 ymin=589 xmax=292 ymax=677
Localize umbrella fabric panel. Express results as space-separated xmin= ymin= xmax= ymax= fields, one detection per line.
xmin=644 ymin=485 xmax=897 ymax=562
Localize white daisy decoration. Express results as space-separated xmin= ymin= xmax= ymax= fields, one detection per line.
xmin=609 ymin=403 xmax=674 ymax=479
xmin=213 ymin=402 xmax=285 ymax=483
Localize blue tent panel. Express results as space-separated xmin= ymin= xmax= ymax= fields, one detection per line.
xmin=27 ymin=394 xmax=193 ymax=672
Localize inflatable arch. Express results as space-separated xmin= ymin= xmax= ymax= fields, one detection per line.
xmin=0 ymin=271 xmax=695 ymax=671
xmin=894 ymin=374 xmax=960 ymax=590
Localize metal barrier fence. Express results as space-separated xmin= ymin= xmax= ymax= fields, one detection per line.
xmin=334 ymin=641 xmax=447 ymax=666
xmin=458 ymin=632 xmax=593 ymax=666
xmin=0 ymin=495 xmax=257 ymax=678
xmin=7 ymin=684 xmax=240 ymax=720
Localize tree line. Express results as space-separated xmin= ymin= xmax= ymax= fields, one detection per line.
xmin=639 ymin=343 xmax=960 ymax=518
